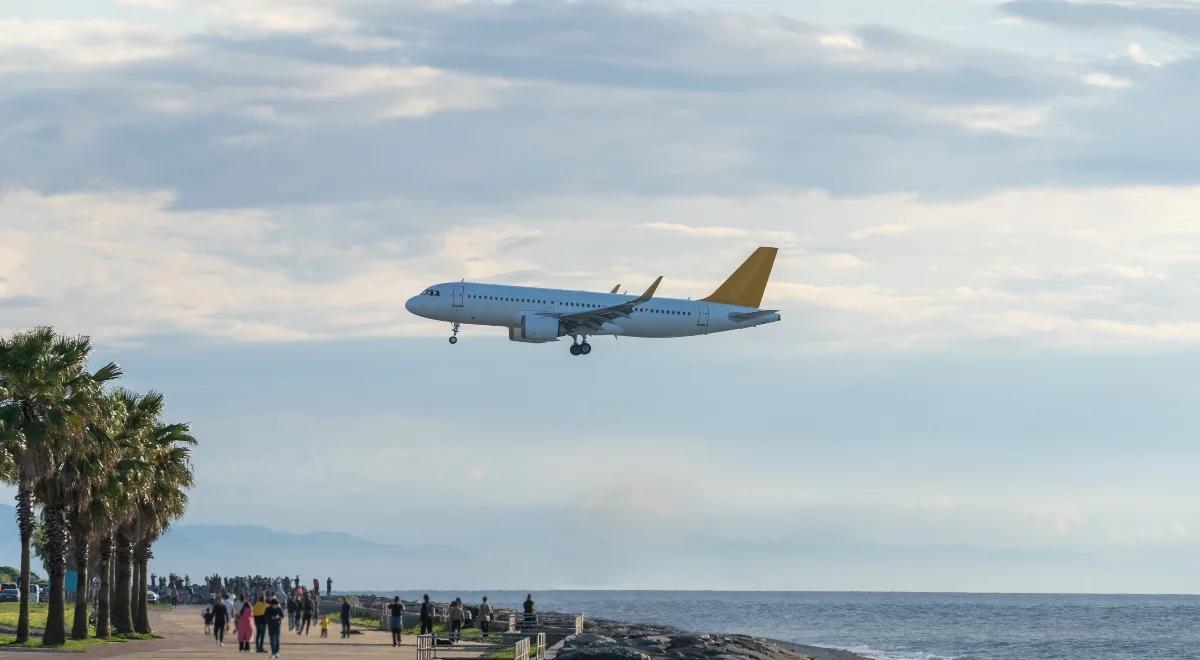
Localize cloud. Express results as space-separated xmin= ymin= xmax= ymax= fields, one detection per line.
xmin=639 ymin=222 xmax=750 ymax=238
xmin=0 ymin=18 xmax=183 ymax=72
xmin=1001 ymin=0 xmax=1200 ymax=42
xmin=0 ymin=0 xmax=1129 ymax=209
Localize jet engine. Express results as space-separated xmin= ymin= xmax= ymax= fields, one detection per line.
xmin=509 ymin=313 xmax=562 ymax=342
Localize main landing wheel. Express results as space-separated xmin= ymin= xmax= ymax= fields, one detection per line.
xmin=569 ymin=343 xmax=581 ymax=356
xmin=448 ymin=336 xmax=458 ymax=345
xmin=579 ymin=342 xmax=592 ymax=355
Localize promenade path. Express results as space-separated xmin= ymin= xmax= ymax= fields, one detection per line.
xmin=73 ymin=606 xmax=496 ymax=659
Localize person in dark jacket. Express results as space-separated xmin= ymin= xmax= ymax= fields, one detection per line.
xmin=388 ymin=597 xmax=405 ymax=647
xmin=419 ymin=594 xmax=434 ymax=635
xmin=340 ymin=598 xmax=352 ymax=639
xmin=211 ymin=596 xmax=228 ymax=647
xmin=266 ymin=597 xmax=284 ymax=658
xmin=299 ymin=594 xmax=313 ymax=635
xmin=523 ymin=594 xmax=536 ymax=626
xmin=286 ymin=595 xmax=297 ymax=631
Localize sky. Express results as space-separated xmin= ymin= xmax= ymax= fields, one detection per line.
xmin=3 ymin=0 xmax=1200 ymax=592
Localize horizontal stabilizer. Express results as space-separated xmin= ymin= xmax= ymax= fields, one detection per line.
xmin=729 ymin=309 xmax=779 ymax=322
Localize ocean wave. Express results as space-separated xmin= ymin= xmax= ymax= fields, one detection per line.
xmin=837 ymin=645 xmax=961 ymax=660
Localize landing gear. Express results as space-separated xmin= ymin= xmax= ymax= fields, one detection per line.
xmin=568 ymin=336 xmax=592 ymax=356
xmin=449 ymin=323 xmax=460 ymax=345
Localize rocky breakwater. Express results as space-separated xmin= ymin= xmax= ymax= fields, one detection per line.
xmin=556 ymin=619 xmax=867 ymax=660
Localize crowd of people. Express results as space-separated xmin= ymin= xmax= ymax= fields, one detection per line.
xmin=196 ymin=578 xmax=539 ymax=658
xmin=199 ymin=575 xmax=338 ymax=658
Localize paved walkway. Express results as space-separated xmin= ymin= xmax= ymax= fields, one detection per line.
xmin=72 ymin=606 xmax=497 ymax=659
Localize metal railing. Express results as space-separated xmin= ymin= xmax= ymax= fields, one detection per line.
xmin=535 ymin=632 xmax=546 ymax=660
xmin=515 ymin=637 xmax=530 ymax=660
xmin=417 ymin=633 xmax=436 ymax=660
xmin=517 ymin=613 xmax=584 ymax=635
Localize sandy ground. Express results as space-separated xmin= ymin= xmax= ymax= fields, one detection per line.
xmin=26 ymin=606 xmax=496 ymax=659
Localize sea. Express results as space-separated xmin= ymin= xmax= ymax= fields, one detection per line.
xmin=371 ymin=590 xmax=1200 ymax=660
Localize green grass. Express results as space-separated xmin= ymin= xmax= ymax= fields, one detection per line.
xmin=0 ymin=635 xmax=114 ymax=651
xmin=0 ymin=602 xmax=49 ymax=629
xmin=0 ymin=602 xmax=163 ymax=648
xmin=401 ymin=622 xmax=503 ymax=644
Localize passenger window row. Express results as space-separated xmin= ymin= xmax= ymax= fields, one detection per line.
xmin=465 ymin=293 xmax=691 ymax=316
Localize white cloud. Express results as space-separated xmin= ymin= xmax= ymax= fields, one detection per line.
xmin=1126 ymin=41 xmax=1163 ymax=67
xmin=1082 ymin=71 xmax=1131 ymax=88
xmin=817 ymin=32 xmax=864 ymax=50
xmin=0 ymin=18 xmax=182 ymax=72
xmin=639 ymin=222 xmax=749 ymax=238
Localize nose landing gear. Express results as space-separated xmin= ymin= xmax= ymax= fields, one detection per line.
xmin=449 ymin=323 xmax=460 ymax=344
xmin=568 ymin=336 xmax=592 ymax=356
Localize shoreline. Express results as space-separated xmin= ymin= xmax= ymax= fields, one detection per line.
xmin=579 ymin=616 xmax=869 ymax=660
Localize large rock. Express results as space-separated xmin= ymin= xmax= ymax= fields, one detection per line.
xmin=558 ymin=645 xmax=652 ymax=660
xmin=570 ymin=619 xmax=837 ymax=660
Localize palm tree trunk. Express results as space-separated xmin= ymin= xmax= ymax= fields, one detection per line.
xmin=95 ymin=535 xmax=112 ymax=638
xmin=71 ymin=532 xmax=90 ymax=639
xmin=134 ymin=543 xmax=151 ymax=634
xmin=14 ymin=484 xmax=34 ymax=643
xmin=41 ymin=499 xmax=68 ymax=647
xmin=112 ymin=528 xmax=133 ymax=635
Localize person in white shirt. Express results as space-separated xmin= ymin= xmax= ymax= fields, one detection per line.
xmin=478 ymin=596 xmax=494 ymax=638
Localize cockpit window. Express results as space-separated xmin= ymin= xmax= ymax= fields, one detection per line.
xmin=422 ymin=289 xmax=441 ymax=296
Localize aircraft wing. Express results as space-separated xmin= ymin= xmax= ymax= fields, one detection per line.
xmin=554 ymin=276 xmax=662 ymax=333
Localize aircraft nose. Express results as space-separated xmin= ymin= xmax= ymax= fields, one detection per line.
xmin=405 ymin=296 xmax=420 ymax=315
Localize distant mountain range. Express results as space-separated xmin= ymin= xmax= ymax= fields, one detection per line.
xmin=0 ymin=503 xmax=469 ymax=591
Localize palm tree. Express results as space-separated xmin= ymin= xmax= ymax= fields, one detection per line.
xmin=90 ymin=411 xmax=148 ymax=639
xmin=106 ymin=391 xmax=163 ymax=637
xmin=63 ymin=398 xmax=127 ymax=640
xmin=132 ymin=421 xmax=195 ymax=634
xmin=0 ymin=328 xmax=120 ymax=645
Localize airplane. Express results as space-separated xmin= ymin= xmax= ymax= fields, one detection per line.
xmin=404 ymin=246 xmax=781 ymax=356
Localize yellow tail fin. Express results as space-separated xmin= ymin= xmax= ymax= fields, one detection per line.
xmin=700 ymin=247 xmax=778 ymax=308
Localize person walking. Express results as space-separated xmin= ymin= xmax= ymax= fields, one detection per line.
xmin=253 ymin=592 xmax=269 ymax=653
xmin=203 ymin=606 xmax=214 ymax=635
xmin=388 ymin=597 xmax=405 ymax=647
xmin=419 ymin=594 xmax=434 ymax=635
xmin=320 ymin=615 xmax=330 ymax=638
xmin=237 ymin=601 xmax=255 ymax=652
xmin=266 ymin=596 xmax=285 ymax=659
xmin=523 ymin=594 xmax=536 ymax=627
xmin=448 ymin=599 xmax=464 ymax=642
xmin=286 ymin=594 xmax=298 ymax=632
xmin=212 ymin=597 xmax=228 ymax=647
xmin=299 ymin=593 xmax=313 ymax=635
xmin=478 ymin=596 xmax=493 ymax=639
xmin=340 ymin=598 xmax=352 ymax=639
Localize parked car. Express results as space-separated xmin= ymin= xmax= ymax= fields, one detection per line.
xmin=147 ymin=591 xmax=159 ymax=604
xmin=0 ymin=588 xmax=19 ymax=602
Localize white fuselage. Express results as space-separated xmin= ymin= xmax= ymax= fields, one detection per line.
xmin=405 ymin=282 xmax=780 ymax=340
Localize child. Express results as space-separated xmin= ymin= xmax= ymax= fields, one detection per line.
xmin=320 ymin=615 xmax=330 ymax=638
xmin=203 ymin=606 xmax=214 ymax=635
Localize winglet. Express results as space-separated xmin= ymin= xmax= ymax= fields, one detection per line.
xmin=610 ymin=284 xmax=621 ymax=294
xmin=641 ymin=276 xmax=663 ymax=300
